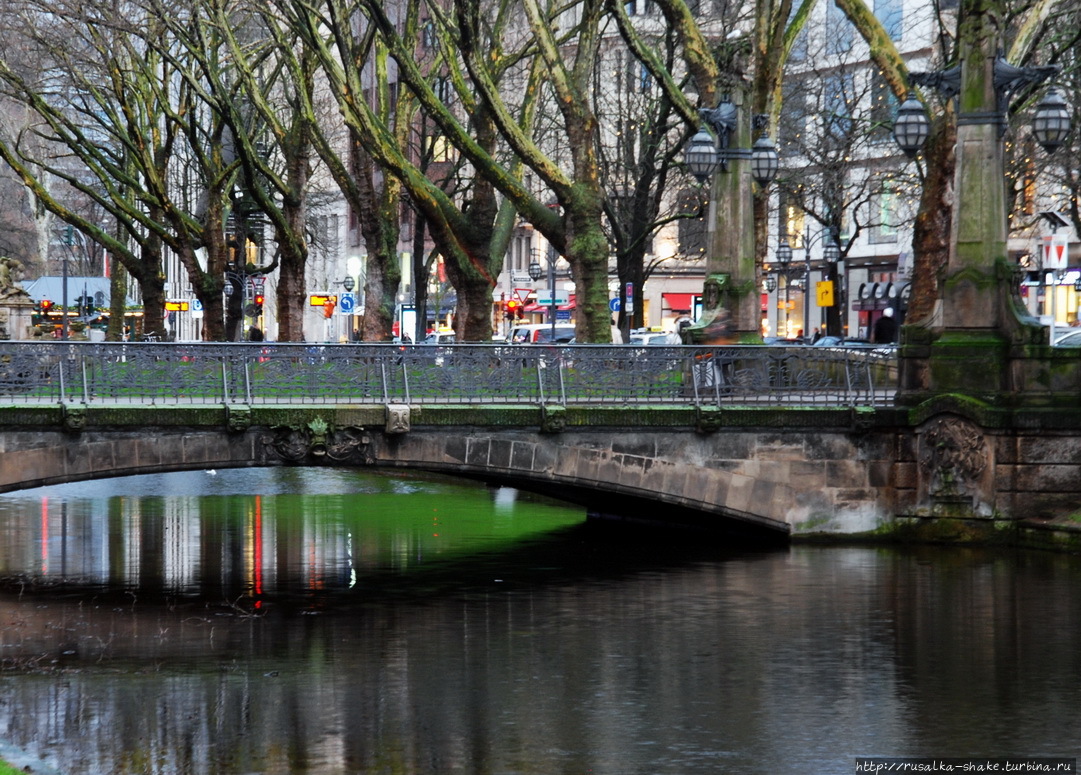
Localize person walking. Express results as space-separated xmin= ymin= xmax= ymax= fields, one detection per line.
xmin=872 ymin=308 xmax=898 ymax=344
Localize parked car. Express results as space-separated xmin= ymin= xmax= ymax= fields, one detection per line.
xmin=1053 ymin=329 xmax=1081 ymax=347
xmin=423 ymin=331 xmax=456 ymax=344
xmin=506 ymin=324 xmax=576 ymax=344
xmin=629 ymin=331 xmax=675 ymax=346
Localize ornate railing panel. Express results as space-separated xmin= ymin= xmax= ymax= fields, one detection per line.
xmin=0 ymin=342 xmax=897 ymax=407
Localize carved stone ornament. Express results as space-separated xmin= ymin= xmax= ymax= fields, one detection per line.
xmin=695 ymin=405 xmax=722 ymax=434
xmin=385 ymin=404 xmax=410 ymax=435
xmin=917 ymin=416 xmax=988 ymax=497
xmin=62 ymin=404 xmax=86 ymax=433
xmin=226 ymin=405 xmax=252 ymax=433
xmin=539 ymin=404 xmax=566 ymax=434
xmin=263 ymin=420 xmax=373 ymax=464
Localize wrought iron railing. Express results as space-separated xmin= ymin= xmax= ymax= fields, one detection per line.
xmin=0 ymin=342 xmax=898 ymax=407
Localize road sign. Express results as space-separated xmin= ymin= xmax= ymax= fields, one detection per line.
xmin=816 ymin=281 xmax=834 ymax=307
xmin=609 ymin=298 xmax=621 ymax=312
xmin=191 ymin=299 xmax=203 ymax=312
xmin=309 ymin=294 xmax=337 ymax=306
xmin=513 ymin=288 xmax=532 ymax=303
xmin=164 ymin=300 xmax=189 ymax=312
xmin=1043 ymin=234 xmax=1069 ymax=270
xmin=339 ymin=292 xmax=356 ymax=314
xmin=535 ymin=290 xmax=569 ymax=306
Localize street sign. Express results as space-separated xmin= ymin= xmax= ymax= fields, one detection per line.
xmin=513 ymin=288 xmax=532 ymax=303
xmin=535 ymin=290 xmax=569 ymax=306
xmin=309 ymin=294 xmax=338 ymax=306
xmin=1043 ymin=234 xmax=1069 ymax=270
xmin=164 ymin=300 xmax=189 ymax=312
xmin=816 ymin=281 xmax=834 ymax=307
xmin=339 ymin=292 xmax=356 ymax=314
xmin=191 ymin=299 xmax=203 ymax=312
xmin=609 ymin=298 xmax=621 ymax=312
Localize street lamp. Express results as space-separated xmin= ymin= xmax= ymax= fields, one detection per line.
xmin=822 ymin=233 xmax=846 ymax=338
xmin=887 ymin=5 xmax=1074 ymax=399
xmin=686 ymin=126 xmax=721 ymax=183
xmin=1033 ymin=88 xmax=1071 ymax=152
xmin=894 ymin=62 xmax=1070 ymax=159
xmin=681 ymin=97 xmax=780 ymax=345
xmin=776 ymin=239 xmax=792 ymax=338
xmin=528 ymin=248 xmax=557 ymax=342
xmin=686 ymin=103 xmax=780 ymax=188
xmin=223 ymin=270 xmax=247 ymax=341
xmin=892 ymin=92 xmax=931 ymax=158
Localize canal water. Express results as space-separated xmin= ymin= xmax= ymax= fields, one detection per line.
xmin=1 ymin=468 xmax=1080 ymax=775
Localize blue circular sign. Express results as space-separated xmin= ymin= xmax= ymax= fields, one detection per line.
xmin=609 ymin=298 xmax=621 ymax=312
xmin=339 ymin=293 xmax=356 ymax=313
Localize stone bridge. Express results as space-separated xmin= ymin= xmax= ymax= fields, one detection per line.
xmin=2 ymin=342 xmax=1081 ymax=544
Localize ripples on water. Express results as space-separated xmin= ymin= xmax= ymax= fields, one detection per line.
xmin=2 ymin=469 xmax=1081 ymax=774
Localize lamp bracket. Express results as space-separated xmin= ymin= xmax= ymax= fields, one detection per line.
xmin=911 ymin=57 xmax=1060 ymax=135
xmin=992 ymin=57 xmax=1059 ymax=101
xmin=910 ymin=66 xmax=962 ymax=100
xmin=698 ymin=99 xmax=737 ymax=173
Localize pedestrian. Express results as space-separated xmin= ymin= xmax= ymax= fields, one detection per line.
xmin=811 ymin=327 xmax=823 ymax=344
xmin=610 ymin=318 xmax=623 ymax=344
xmin=872 ymin=308 xmax=898 ymax=344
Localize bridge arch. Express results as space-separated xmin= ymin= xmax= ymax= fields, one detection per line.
xmin=0 ymin=423 xmax=898 ymax=539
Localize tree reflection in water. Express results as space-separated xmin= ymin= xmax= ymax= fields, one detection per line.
xmin=3 ymin=471 xmax=1081 ymax=774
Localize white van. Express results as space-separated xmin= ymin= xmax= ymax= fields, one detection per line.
xmin=507 ymin=324 xmax=576 ymax=344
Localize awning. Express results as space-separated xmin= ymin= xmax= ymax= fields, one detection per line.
xmin=558 ymin=294 xmax=576 ymax=311
xmin=522 ymin=303 xmax=543 ymax=313
xmin=663 ymin=292 xmax=693 ymax=312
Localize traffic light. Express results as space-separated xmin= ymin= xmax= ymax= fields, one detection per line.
xmin=39 ymin=299 xmax=53 ymax=313
xmin=253 ymin=293 xmax=265 ymax=314
xmin=506 ymin=299 xmax=523 ymax=320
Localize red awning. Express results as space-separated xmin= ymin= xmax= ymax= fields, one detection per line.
xmin=663 ymin=293 xmax=693 ymax=312
xmin=558 ymin=294 xmax=576 ymax=311
xmin=522 ymin=303 xmax=543 ymax=313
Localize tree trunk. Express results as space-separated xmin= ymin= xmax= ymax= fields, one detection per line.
xmin=565 ymin=200 xmax=611 ymax=342
xmin=906 ymin=114 xmax=955 ymax=327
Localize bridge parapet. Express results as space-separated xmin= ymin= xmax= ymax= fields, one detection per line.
xmin=0 ymin=341 xmax=897 ymax=410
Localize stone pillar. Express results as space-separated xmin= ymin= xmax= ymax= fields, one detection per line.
xmin=941 ymin=0 xmax=1007 ymax=332
xmin=684 ymin=87 xmax=758 ymax=345
xmin=904 ymin=0 xmax=1046 ymax=402
xmin=0 ymin=298 xmax=36 ymax=340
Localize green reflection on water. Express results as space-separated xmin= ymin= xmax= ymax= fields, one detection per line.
xmin=0 ymin=468 xmax=586 ymax=601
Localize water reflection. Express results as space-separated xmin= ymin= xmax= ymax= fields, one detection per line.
xmin=2 ymin=471 xmax=1081 ymax=774
xmin=0 ymin=468 xmax=582 ymax=603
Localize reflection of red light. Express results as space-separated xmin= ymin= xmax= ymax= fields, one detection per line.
xmin=253 ymin=495 xmax=263 ymax=601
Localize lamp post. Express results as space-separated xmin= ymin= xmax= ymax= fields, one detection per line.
xmin=528 ymin=248 xmax=557 ymax=343
xmin=891 ymin=0 xmax=1070 ymax=399
xmin=761 ymin=273 xmax=778 ymax=337
xmin=222 ymin=271 xmax=246 ymax=341
xmin=776 ymin=239 xmax=792 ymax=338
xmin=822 ymin=232 xmax=845 ymax=338
xmin=682 ymin=91 xmax=779 ymax=344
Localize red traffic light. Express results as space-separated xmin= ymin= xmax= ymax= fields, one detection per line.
xmin=253 ymin=294 xmax=265 ymax=306
xmin=506 ymin=299 xmax=524 ymax=319
xmin=40 ymin=299 xmax=53 ymax=312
